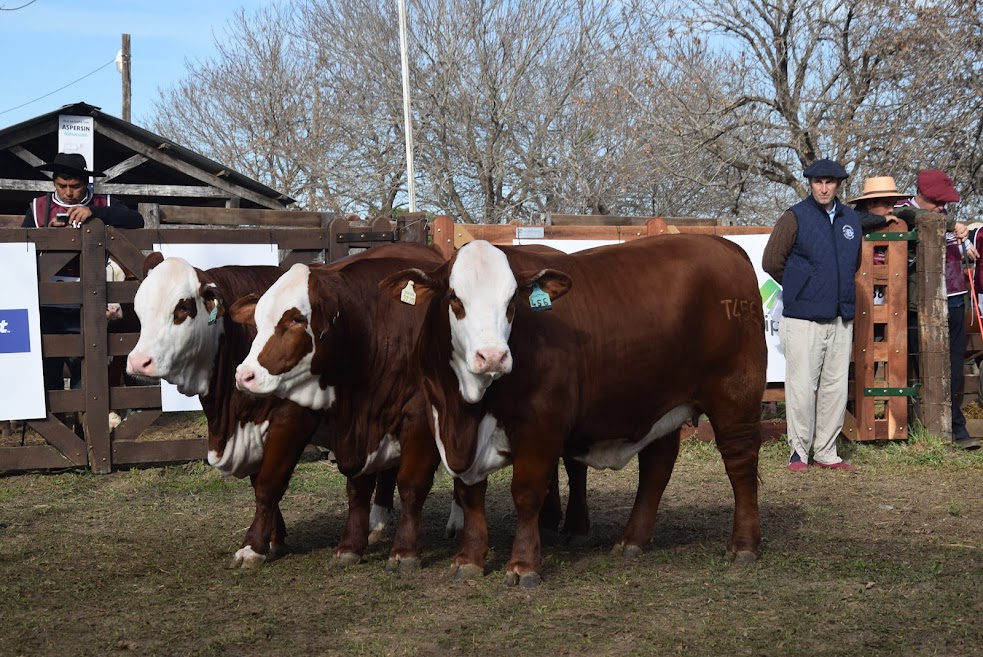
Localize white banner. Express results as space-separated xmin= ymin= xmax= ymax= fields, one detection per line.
xmin=0 ymin=244 xmax=46 ymax=421
xmin=58 ymin=115 xmax=95 ymax=178
xmin=151 ymin=243 xmax=279 ymax=412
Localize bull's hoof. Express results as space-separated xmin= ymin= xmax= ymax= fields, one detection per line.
xmin=450 ymin=563 xmax=483 ymax=581
xmin=503 ymin=570 xmax=542 ymax=588
xmin=610 ymin=542 xmax=643 ymax=559
xmin=567 ymin=533 xmax=590 ymax=548
xmin=386 ymin=556 xmax=421 ymax=573
xmin=727 ymin=549 xmax=758 ymax=566
xmin=268 ymin=543 xmax=288 ymax=560
xmin=230 ymin=545 xmax=267 ymax=569
xmin=332 ymin=551 xmax=362 ymax=568
xmin=367 ymin=528 xmax=388 ymax=546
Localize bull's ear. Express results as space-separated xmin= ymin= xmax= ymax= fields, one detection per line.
xmin=142 ymin=251 xmax=165 ymax=278
xmin=379 ymin=267 xmax=445 ymax=307
xmin=228 ymin=293 xmax=260 ymax=327
xmin=516 ymin=269 xmax=572 ymax=305
xmin=199 ymin=283 xmax=227 ymax=325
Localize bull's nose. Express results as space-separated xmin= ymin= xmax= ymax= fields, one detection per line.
xmin=235 ymin=366 xmax=256 ymax=390
xmin=473 ymin=347 xmax=511 ymax=374
xmin=127 ymin=352 xmax=153 ymax=375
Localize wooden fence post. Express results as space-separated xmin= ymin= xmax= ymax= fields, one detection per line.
xmin=914 ymin=212 xmax=951 ymax=441
xmin=80 ymin=221 xmax=113 ymax=472
xmin=432 ymin=215 xmax=456 ymax=259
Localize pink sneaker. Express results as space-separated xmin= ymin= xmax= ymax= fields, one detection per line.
xmin=787 ymin=461 xmax=808 ymax=472
xmin=813 ymin=460 xmax=857 ymax=472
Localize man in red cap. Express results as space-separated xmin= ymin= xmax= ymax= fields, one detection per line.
xmin=896 ymin=169 xmax=980 ymax=450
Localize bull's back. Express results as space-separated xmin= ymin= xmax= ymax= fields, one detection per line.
xmin=511 ymin=235 xmax=765 ymax=429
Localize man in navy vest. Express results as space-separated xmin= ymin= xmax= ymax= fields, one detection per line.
xmin=24 ymin=152 xmax=143 ymax=392
xmin=763 ymin=158 xmax=862 ymax=472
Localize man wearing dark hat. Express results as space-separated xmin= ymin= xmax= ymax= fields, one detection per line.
xmin=895 ymin=169 xmax=981 ymax=450
xmin=763 ymin=158 xmax=862 ymax=472
xmin=24 ymin=153 xmax=144 ymax=392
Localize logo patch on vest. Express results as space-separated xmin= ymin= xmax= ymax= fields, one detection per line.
xmin=842 ymin=225 xmax=856 ymax=240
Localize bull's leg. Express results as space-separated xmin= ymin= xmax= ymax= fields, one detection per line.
xmin=386 ymin=422 xmax=440 ymax=572
xmin=713 ymin=419 xmax=762 ymax=564
xmin=232 ymin=428 xmax=311 ymax=569
xmin=333 ymin=474 xmax=376 ymax=566
xmin=450 ymin=478 xmax=489 ymax=581
xmin=614 ymin=428 xmax=681 ymax=558
xmin=504 ymin=456 xmax=556 ymax=588
xmin=368 ymin=467 xmax=397 ymax=545
xmin=561 ymin=457 xmax=590 ymax=545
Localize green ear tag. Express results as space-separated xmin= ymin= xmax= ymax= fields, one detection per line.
xmin=529 ymin=284 xmax=552 ymax=312
xmin=207 ymin=305 xmax=219 ymax=325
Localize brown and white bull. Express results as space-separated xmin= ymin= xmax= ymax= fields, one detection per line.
xmin=125 ymin=253 xmax=398 ymax=568
xmin=382 ymin=236 xmax=767 ymax=586
xmin=230 ymin=242 xmax=452 ymax=571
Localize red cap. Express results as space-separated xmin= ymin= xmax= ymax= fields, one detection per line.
xmin=917 ymin=169 xmax=961 ymax=204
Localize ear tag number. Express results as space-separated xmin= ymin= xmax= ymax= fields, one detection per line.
xmin=207 ymin=305 xmax=220 ymax=325
xmin=400 ymin=280 xmax=417 ymax=305
xmin=529 ymin=284 xmax=552 ymax=312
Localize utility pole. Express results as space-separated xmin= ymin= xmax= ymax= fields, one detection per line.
xmin=397 ymin=0 xmax=416 ymax=212
xmin=121 ymin=34 xmax=131 ymax=122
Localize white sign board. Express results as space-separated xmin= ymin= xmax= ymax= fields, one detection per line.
xmin=152 ymin=243 xmax=279 ymax=412
xmin=512 ymin=234 xmax=785 ymax=382
xmin=58 ymin=115 xmax=95 ymax=177
xmin=0 ymin=244 xmax=46 ymax=421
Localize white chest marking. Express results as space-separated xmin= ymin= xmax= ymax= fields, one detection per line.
xmin=574 ymin=405 xmax=695 ymax=470
xmin=433 ymin=406 xmax=511 ymax=486
xmin=207 ymin=420 xmax=270 ymax=478
xmin=356 ymin=434 xmax=401 ymax=477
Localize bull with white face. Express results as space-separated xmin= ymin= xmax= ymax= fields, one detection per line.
xmin=384 ymin=237 xmax=767 ymax=587
xmin=124 ymin=253 xmax=395 ymax=569
xmin=231 ymin=242 xmax=457 ymax=571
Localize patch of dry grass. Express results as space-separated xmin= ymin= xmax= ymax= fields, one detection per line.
xmin=2 ymin=438 xmax=983 ymax=657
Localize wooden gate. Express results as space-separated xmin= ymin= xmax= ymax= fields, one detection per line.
xmin=0 ymin=214 xmax=426 ymax=473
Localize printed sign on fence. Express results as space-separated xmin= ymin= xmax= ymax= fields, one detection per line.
xmin=0 ymin=244 xmax=45 ymax=421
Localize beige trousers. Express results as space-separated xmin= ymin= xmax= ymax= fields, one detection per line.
xmin=779 ymin=316 xmax=853 ymax=465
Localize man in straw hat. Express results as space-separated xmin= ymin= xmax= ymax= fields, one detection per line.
xmin=894 ymin=169 xmax=981 ymax=450
xmin=763 ymin=158 xmax=862 ymax=472
xmin=23 ymin=153 xmax=143 ymax=393
xmin=848 ymin=176 xmax=911 ymax=233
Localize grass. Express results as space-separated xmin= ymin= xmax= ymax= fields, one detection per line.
xmin=2 ymin=436 xmax=983 ymax=656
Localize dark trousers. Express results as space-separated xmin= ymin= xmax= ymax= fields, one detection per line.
xmin=40 ymin=307 xmax=82 ymax=392
xmin=908 ymin=301 xmax=969 ymax=439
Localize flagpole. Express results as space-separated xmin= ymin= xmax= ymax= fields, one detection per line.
xmin=397 ymin=0 xmax=417 ymax=212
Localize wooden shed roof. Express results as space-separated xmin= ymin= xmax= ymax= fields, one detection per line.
xmin=0 ymin=102 xmax=295 ymax=215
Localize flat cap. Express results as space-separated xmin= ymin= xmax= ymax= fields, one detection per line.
xmin=917 ymin=169 xmax=960 ymax=204
xmin=803 ymin=158 xmax=849 ymax=180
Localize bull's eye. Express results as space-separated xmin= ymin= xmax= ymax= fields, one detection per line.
xmin=506 ymin=301 xmax=516 ymax=323
xmin=292 ymin=315 xmax=306 ymax=326
xmin=173 ymin=298 xmax=197 ymax=324
xmin=447 ymin=290 xmax=466 ymax=319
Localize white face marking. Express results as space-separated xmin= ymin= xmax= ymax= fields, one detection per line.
xmin=235 ymin=263 xmax=336 ymax=410
xmin=127 ymin=258 xmax=222 ymax=396
xmin=207 ymin=420 xmax=270 ymax=478
xmin=447 ymin=241 xmax=517 ymax=403
xmin=356 ymin=434 xmax=402 ymax=477
xmin=432 ymin=404 xmax=511 ymax=485
xmin=574 ymin=405 xmax=696 ymax=470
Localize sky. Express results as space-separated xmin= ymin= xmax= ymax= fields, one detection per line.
xmin=0 ymin=0 xmax=268 ymax=130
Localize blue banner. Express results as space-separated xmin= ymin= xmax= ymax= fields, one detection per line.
xmin=0 ymin=309 xmax=31 ymax=354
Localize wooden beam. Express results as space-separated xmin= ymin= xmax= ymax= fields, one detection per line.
xmin=10 ymin=144 xmax=46 ymax=169
xmin=0 ymin=445 xmax=77 ymax=471
xmin=0 ymin=121 xmax=52 ymax=151
xmin=93 ymin=122 xmax=287 ymax=209
xmin=157 ymin=205 xmax=325 ymax=227
xmin=94 ymin=183 xmax=232 ymax=197
xmin=100 ymin=154 xmax=149 ymax=181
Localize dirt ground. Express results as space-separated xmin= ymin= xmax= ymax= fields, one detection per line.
xmin=2 ymin=427 xmax=983 ymax=657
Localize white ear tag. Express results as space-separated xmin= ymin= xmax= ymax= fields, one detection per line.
xmin=400 ymin=280 xmax=417 ymax=305
xmin=529 ymin=283 xmax=552 ymax=312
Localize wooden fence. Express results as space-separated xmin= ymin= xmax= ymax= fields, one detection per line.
xmin=0 ymin=213 xmax=425 ymax=474
xmin=0 ymin=212 xmax=959 ymax=473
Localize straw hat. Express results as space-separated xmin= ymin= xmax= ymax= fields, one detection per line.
xmin=847 ymin=176 xmax=911 ymax=205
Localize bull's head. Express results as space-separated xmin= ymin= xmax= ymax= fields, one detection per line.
xmin=230 ymin=263 xmax=338 ymax=410
xmin=126 ymin=254 xmax=227 ymax=397
xmin=382 ymin=240 xmax=571 ymax=404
